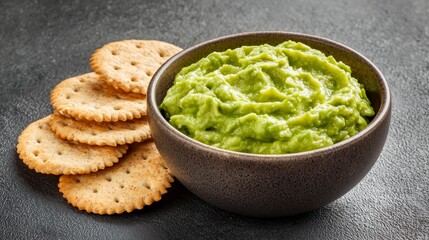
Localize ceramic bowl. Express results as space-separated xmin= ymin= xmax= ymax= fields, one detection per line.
xmin=147 ymin=32 xmax=391 ymax=217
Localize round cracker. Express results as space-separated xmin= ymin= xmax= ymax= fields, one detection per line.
xmin=58 ymin=141 xmax=174 ymax=215
xmin=50 ymin=113 xmax=151 ymax=146
xmin=16 ymin=115 xmax=128 ymax=175
xmin=90 ymin=40 xmax=182 ymax=94
xmin=50 ymin=72 xmax=147 ymax=122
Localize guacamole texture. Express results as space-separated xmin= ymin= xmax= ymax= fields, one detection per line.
xmin=160 ymin=41 xmax=374 ymax=154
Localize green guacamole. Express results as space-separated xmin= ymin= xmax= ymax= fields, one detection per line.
xmin=160 ymin=41 xmax=375 ymax=154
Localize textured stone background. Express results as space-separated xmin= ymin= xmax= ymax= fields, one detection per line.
xmin=1 ymin=0 xmax=428 ymax=239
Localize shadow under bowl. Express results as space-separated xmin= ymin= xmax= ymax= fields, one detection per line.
xmin=147 ymin=31 xmax=391 ymax=217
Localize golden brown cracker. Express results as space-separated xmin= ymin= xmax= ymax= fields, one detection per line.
xmin=58 ymin=141 xmax=174 ymax=215
xmin=50 ymin=113 xmax=151 ymax=146
xmin=50 ymin=73 xmax=147 ymax=122
xmin=90 ymin=40 xmax=182 ymax=94
xmin=16 ymin=115 xmax=128 ymax=175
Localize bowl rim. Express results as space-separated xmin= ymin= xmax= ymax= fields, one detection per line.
xmin=148 ymin=31 xmax=391 ymax=160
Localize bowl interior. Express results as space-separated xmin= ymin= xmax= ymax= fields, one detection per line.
xmin=153 ymin=32 xmax=385 ymax=118
xmin=150 ymin=32 xmax=389 ymax=156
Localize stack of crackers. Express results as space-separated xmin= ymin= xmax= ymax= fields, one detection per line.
xmin=16 ymin=40 xmax=182 ymax=215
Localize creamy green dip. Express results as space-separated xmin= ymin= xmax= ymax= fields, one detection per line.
xmin=160 ymin=41 xmax=375 ymax=154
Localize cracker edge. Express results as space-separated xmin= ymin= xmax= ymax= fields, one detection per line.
xmin=50 ymin=113 xmax=152 ymax=146
xmin=16 ymin=115 xmax=129 ymax=175
xmin=57 ymin=149 xmax=175 ymax=214
xmin=50 ymin=73 xmax=147 ymax=122
xmin=89 ymin=40 xmax=182 ymax=94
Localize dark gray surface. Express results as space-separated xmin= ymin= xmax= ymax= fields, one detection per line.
xmin=0 ymin=0 xmax=427 ymax=239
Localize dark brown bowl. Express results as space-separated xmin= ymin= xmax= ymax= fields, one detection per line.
xmin=147 ymin=32 xmax=391 ymax=217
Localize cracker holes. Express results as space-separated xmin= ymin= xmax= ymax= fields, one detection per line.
xmin=114 ymin=106 xmax=122 ymax=111
xmin=160 ymin=163 xmax=168 ymax=170
xmin=115 ymin=95 xmax=123 ymax=99
xmin=120 ymin=184 xmax=125 ymax=189
xmin=42 ymin=158 xmax=48 ymax=163
xmin=111 ymin=50 xmax=119 ymax=56
xmin=65 ymin=95 xmax=71 ymax=100
xmin=106 ymin=176 xmax=112 ymax=182
xmin=79 ymin=78 xmax=85 ymax=83
xmin=91 ymin=131 xmax=97 ymax=136
xmin=93 ymin=189 xmax=98 ymax=193
xmin=130 ymin=77 xmax=138 ymax=82
xmin=145 ymin=70 xmax=152 ymax=77
xmin=61 ymin=122 xmax=68 ymax=127
xmin=130 ymin=61 xmax=137 ymax=66
xmin=73 ymin=87 xmax=79 ymax=93
xmin=38 ymin=125 xmax=43 ymax=129
xmin=144 ymin=183 xmax=151 ymax=189
xmin=125 ymin=169 xmax=130 ymax=174
xmin=135 ymin=44 xmax=142 ymax=49
xmin=114 ymin=66 xmax=121 ymax=70
xmin=33 ymin=150 xmax=39 ymax=157
xmin=36 ymin=138 xmax=41 ymax=143
xmin=75 ymin=178 xmax=81 ymax=183
xmin=57 ymin=151 xmax=63 ymax=156
xmin=114 ymin=198 xmax=119 ymax=203
xmin=159 ymin=51 xmax=166 ymax=58
xmin=107 ymin=125 xmax=115 ymax=130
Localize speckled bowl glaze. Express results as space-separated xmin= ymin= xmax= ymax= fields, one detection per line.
xmin=147 ymin=32 xmax=391 ymax=217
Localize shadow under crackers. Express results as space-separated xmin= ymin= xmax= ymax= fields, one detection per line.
xmin=14 ymin=151 xmax=60 ymax=197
